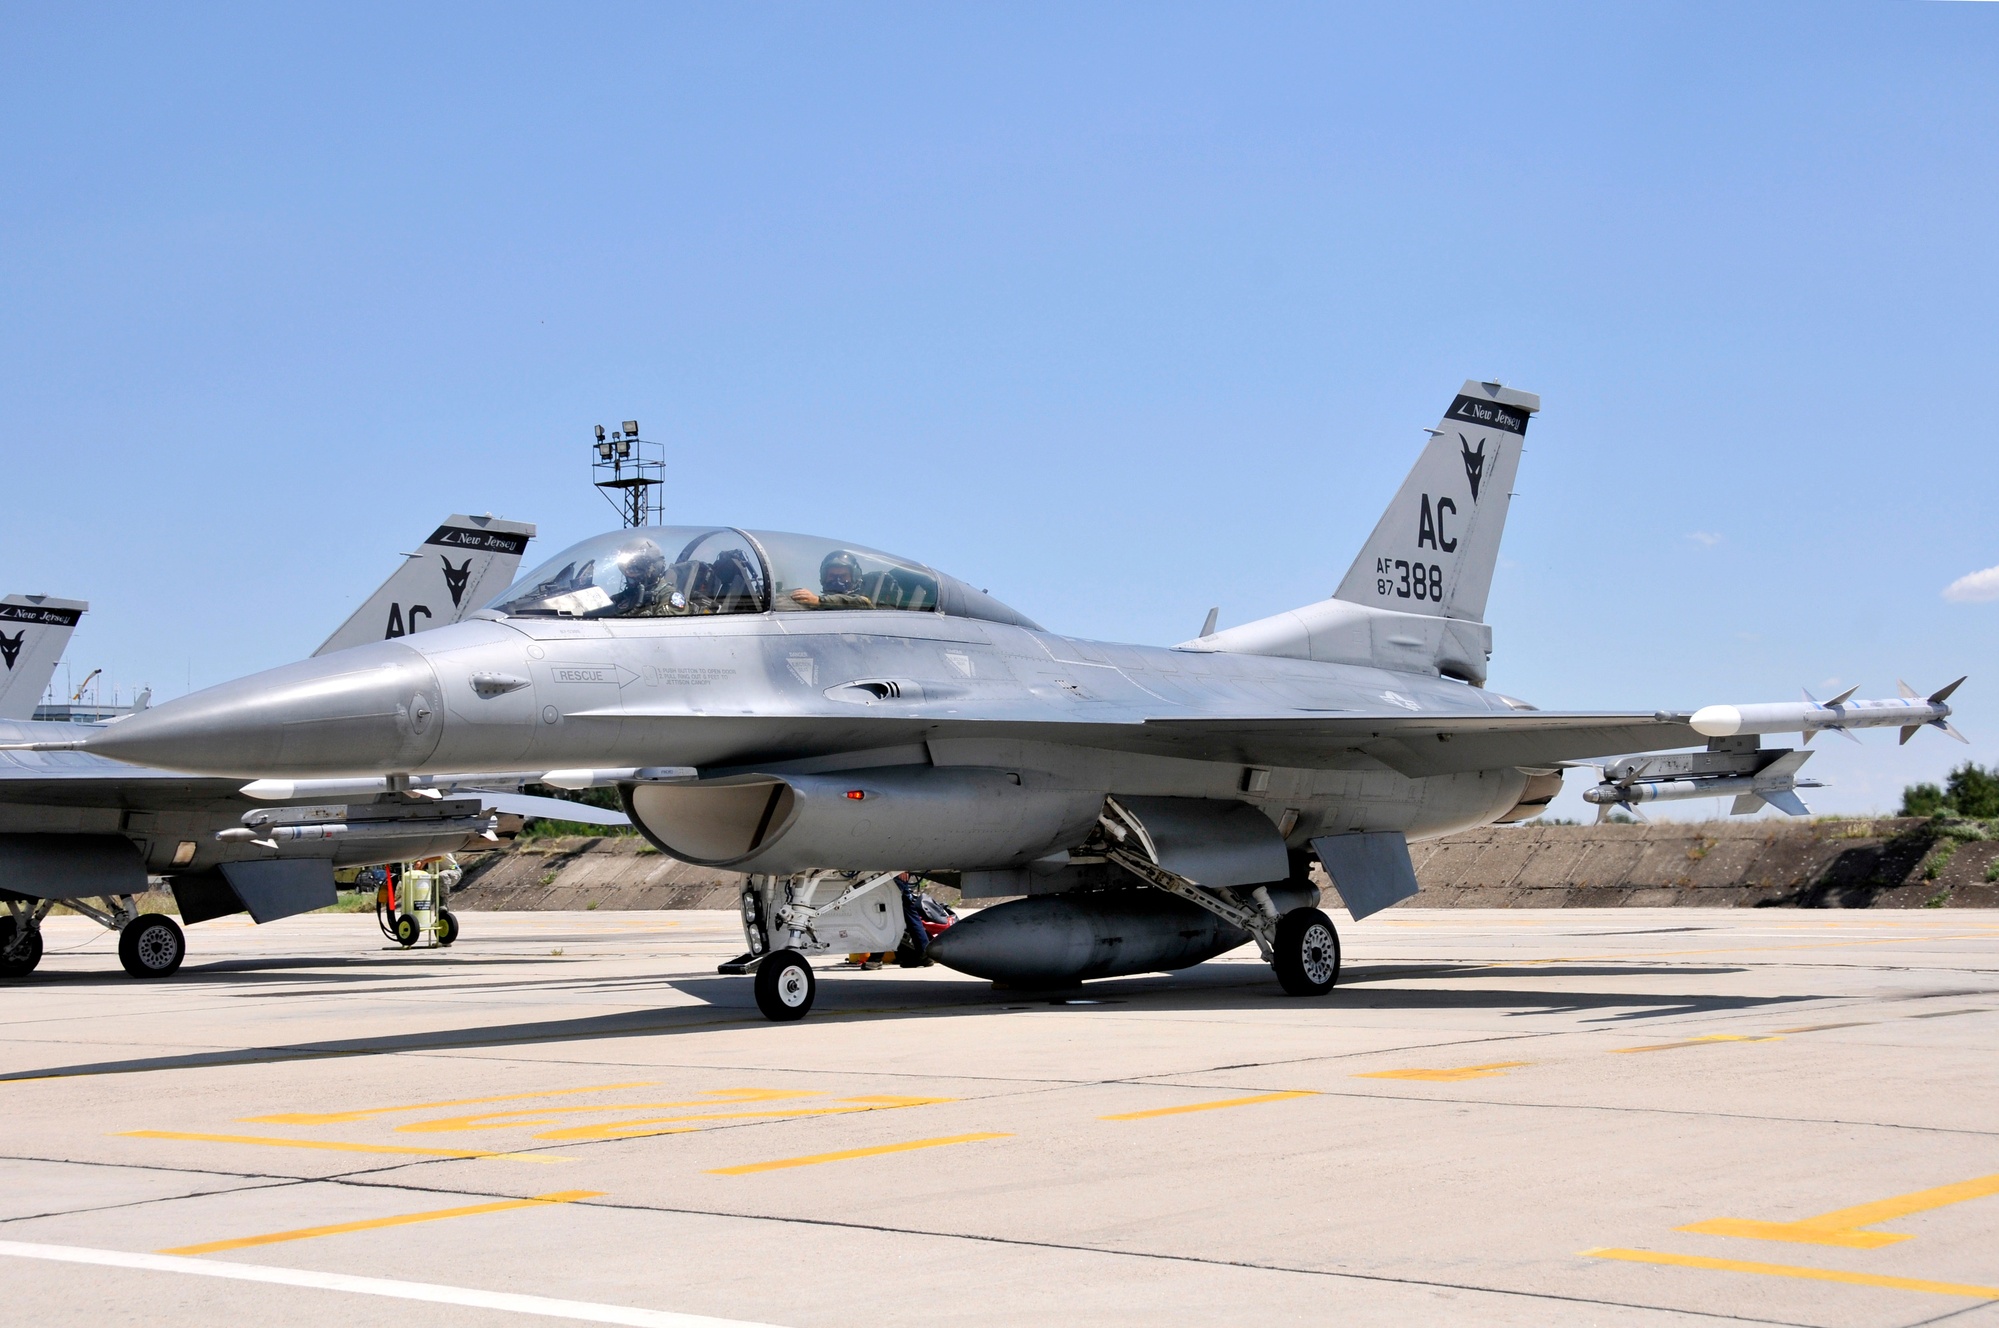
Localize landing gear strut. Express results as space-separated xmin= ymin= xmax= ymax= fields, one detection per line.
xmin=1099 ymin=798 xmax=1340 ymax=999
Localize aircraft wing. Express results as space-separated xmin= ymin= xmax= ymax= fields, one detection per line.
xmin=603 ymin=707 xmax=1702 ymax=780
xmin=1080 ymin=711 xmax=1701 ymax=777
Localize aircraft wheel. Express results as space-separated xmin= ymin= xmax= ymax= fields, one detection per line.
xmin=436 ymin=909 xmax=459 ymax=947
xmin=1272 ymin=907 xmax=1340 ymax=997
xmin=118 ymin=914 xmax=185 ymax=979
xmin=0 ymin=918 xmax=43 ymax=977
xmin=754 ymin=949 xmax=816 ymax=1022
xmin=394 ymin=914 xmax=420 ymax=947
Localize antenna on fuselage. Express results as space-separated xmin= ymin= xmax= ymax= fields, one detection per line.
xmin=590 ymin=419 xmax=664 ymax=528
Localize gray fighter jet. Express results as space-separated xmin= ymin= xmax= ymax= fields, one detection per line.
xmin=51 ymin=383 xmax=1957 ymax=1017
xmin=0 ymin=514 xmax=627 ymax=980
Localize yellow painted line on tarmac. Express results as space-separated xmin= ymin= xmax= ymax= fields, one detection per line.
xmin=245 ymin=1082 xmax=659 ymax=1126
xmin=1354 ymin=1061 xmax=1529 ymax=1083
xmin=119 ymin=1130 xmax=568 ymax=1164
xmin=1524 ymin=933 xmax=1992 ymax=966
xmin=1101 ymin=1091 xmax=1314 ymax=1120
xmin=1679 ymin=1171 xmax=1999 ymax=1249
xmin=1611 ymin=1034 xmax=1781 ymax=1054
xmin=160 ymin=1190 xmax=603 ymax=1256
xmin=708 ymin=1133 xmax=1010 ymax=1175
xmin=1583 ymin=1247 xmax=1999 ymax=1300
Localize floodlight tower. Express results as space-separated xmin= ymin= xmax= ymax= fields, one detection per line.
xmin=590 ymin=419 xmax=665 ymax=528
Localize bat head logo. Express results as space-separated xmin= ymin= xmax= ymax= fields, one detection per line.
xmin=440 ymin=556 xmax=473 ymax=608
xmin=0 ymin=631 xmax=20 ymax=670
xmin=1459 ymin=434 xmax=1487 ymax=502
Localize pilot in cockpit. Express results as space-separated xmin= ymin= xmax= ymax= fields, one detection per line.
xmin=788 ymin=550 xmax=875 ymax=610
xmin=612 ymin=540 xmax=687 ymax=616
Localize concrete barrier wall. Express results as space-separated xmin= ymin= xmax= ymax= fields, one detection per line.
xmin=448 ymin=818 xmax=1999 ymax=912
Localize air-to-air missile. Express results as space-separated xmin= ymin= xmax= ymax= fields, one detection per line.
xmin=1583 ymin=747 xmax=1822 ymax=818
xmin=1587 ymin=679 xmax=1969 ymax=820
xmin=1691 ymin=679 xmax=1968 ymax=745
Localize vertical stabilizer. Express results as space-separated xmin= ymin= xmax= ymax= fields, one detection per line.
xmin=0 ymin=595 xmax=87 ymax=720
xmin=314 ymin=515 xmax=535 ymax=657
xmin=1332 ymin=380 xmax=1538 ymax=623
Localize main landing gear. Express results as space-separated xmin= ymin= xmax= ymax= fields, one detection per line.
xmin=1099 ymin=798 xmax=1342 ymax=999
xmin=2 ymin=895 xmax=186 ymax=980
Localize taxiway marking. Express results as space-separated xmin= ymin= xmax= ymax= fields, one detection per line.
xmin=120 ymin=1130 xmax=567 ymax=1163
xmin=1100 ymin=1091 xmax=1314 ymax=1120
xmin=1584 ymin=1247 xmax=1999 ymax=1300
xmin=1354 ymin=1062 xmax=1529 ymax=1082
xmin=161 ymin=1190 xmax=604 ymax=1255
xmin=245 ymin=1082 xmax=658 ymax=1125
xmin=0 ymin=1240 xmax=782 ymax=1326
xmin=708 ymin=1133 xmax=1010 ymax=1175
xmin=1678 ymin=1170 xmax=1999 ymax=1249
xmin=1610 ymin=1034 xmax=1781 ymax=1054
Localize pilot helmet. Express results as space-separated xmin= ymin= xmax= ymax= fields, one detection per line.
xmin=616 ymin=539 xmax=668 ymax=585
xmin=820 ymin=549 xmax=862 ymax=592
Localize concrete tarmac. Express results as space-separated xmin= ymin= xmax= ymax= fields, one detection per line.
xmin=2 ymin=908 xmax=1997 ymax=1327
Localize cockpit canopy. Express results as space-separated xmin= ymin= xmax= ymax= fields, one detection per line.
xmin=490 ymin=526 xmax=1040 ymax=629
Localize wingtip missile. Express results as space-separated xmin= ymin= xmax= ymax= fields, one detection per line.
xmin=1692 ymin=680 xmax=1966 ymax=744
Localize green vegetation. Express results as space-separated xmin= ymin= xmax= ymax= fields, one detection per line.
xmin=1901 ymin=763 xmax=1999 ymax=819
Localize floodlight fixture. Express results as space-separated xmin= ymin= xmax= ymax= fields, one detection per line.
xmin=597 ymin=441 xmax=614 ymax=461
xmin=594 ymin=424 xmax=606 ymax=442
xmin=616 ymin=439 xmax=632 ymax=458
xmin=623 ymin=420 xmax=639 ymax=435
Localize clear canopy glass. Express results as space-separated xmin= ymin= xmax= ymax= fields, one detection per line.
xmin=493 ymin=527 xmax=768 ymax=619
xmin=491 ymin=526 xmax=988 ymax=622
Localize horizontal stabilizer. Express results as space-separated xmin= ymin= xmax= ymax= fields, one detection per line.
xmin=478 ymin=791 xmax=632 ymax=826
xmin=1729 ymin=793 xmax=1765 ymax=816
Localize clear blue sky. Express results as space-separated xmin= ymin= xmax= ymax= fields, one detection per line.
xmin=4 ymin=3 xmax=1994 ymax=820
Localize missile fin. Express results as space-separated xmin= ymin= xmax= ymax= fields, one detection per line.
xmin=1930 ymin=675 xmax=1967 ymax=705
xmin=1800 ymin=729 xmax=1814 ymax=745
xmin=1833 ymin=725 xmax=1862 ymax=745
xmin=1801 ymin=687 xmax=1819 ymax=705
xmin=1761 ymin=789 xmax=1810 ymax=817
xmin=1897 ymin=680 xmax=1919 ymax=700
xmin=1826 ymin=685 xmax=1859 ymax=706
xmin=1729 ymin=793 xmax=1765 ymax=816
xmin=1900 ymin=725 xmax=1920 ymax=745
xmin=1936 ymin=719 xmax=1971 ymax=744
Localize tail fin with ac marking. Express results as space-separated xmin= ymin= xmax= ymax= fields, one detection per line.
xmin=314 ymin=515 xmax=535 ymax=657
xmin=0 ymin=595 xmax=86 ymax=720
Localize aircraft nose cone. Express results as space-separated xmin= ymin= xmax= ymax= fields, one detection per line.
xmin=85 ymin=641 xmax=447 ymax=776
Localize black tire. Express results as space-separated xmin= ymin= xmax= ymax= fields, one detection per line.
xmin=118 ymin=914 xmax=185 ymax=979
xmin=1272 ymin=907 xmax=1340 ymax=997
xmin=436 ymin=909 xmax=459 ymax=947
xmin=0 ymin=918 xmax=43 ymax=978
xmin=394 ymin=914 xmax=420 ymax=947
xmin=754 ymin=949 xmax=816 ymax=1021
